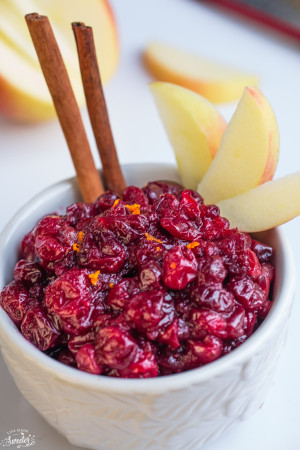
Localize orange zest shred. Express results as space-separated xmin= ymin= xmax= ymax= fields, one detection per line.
xmin=145 ymin=233 xmax=162 ymax=244
xmin=187 ymin=241 xmax=200 ymax=249
xmin=77 ymin=231 xmax=85 ymax=243
xmin=113 ymin=199 xmax=120 ymax=208
xmin=72 ymin=243 xmax=80 ymax=252
xmin=88 ymin=270 xmax=101 ymax=286
xmin=156 ymin=246 xmax=161 ymax=252
xmin=170 ymin=262 xmax=177 ymax=269
xmin=109 ymin=282 xmax=114 ymax=289
xmin=125 ymin=203 xmax=141 ymax=215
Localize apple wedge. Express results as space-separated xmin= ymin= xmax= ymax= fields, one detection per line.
xmin=0 ymin=0 xmax=118 ymax=122
xmin=149 ymin=82 xmax=226 ymax=189
xmin=143 ymin=41 xmax=259 ymax=103
xmin=198 ymin=87 xmax=279 ymax=204
xmin=217 ymin=171 xmax=300 ymax=232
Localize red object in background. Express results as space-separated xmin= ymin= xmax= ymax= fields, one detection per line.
xmin=200 ymin=0 xmax=300 ymax=42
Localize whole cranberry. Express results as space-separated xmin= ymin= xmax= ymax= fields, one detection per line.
xmin=162 ymin=245 xmax=197 ymax=290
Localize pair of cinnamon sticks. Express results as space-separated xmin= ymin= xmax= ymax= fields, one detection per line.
xmin=25 ymin=13 xmax=126 ymax=202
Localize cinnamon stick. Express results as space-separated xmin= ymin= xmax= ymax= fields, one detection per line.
xmin=25 ymin=13 xmax=104 ymax=203
xmin=72 ymin=22 xmax=126 ymax=195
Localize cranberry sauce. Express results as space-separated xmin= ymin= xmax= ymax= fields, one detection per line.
xmin=0 ymin=181 xmax=275 ymax=378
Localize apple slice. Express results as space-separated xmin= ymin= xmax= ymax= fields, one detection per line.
xmin=143 ymin=41 xmax=259 ymax=103
xmin=198 ymin=87 xmax=279 ymax=204
xmin=149 ymin=82 xmax=226 ymax=189
xmin=0 ymin=0 xmax=118 ymax=122
xmin=217 ymin=171 xmax=300 ymax=232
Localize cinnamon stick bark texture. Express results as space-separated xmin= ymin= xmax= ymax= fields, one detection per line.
xmin=72 ymin=22 xmax=126 ymax=195
xmin=25 ymin=13 xmax=103 ymax=202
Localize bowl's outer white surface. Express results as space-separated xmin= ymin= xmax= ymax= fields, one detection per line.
xmin=0 ymin=164 xmax=296 ymax=450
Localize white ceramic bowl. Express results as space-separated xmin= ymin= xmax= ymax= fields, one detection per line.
xmin=0 ymin=163 xmax=296 ymax=450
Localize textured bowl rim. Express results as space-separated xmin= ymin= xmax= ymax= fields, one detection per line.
xmin=0 ymin=163 xmax=296 ymax=394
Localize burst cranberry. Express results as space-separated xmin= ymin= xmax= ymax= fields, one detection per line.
xmin=20 ymin=230 xmax=37 ymax=261
xmin=162 ymin=245 xmax=197 ymax=290
xmin=58 ymin=348 xmax=77 ymax=367
xmin=160 ymin=216 xmax=202 ymax=241
xmin=251 ymin=239 xmax=274 ymax=263
xmin=197 ymin=255 xmax=227 ymax=284
xmin=143 ymin=180 xmax=183 ymax=204
xmin=93 ymin=213 xmax=149 ymax=244
xmin=122 ymin=186 xmax=149 ymax=208
xmin=94 ymin=191 xmax=120 ymax=213
xmin=76 ymin=344 xmax=102 ymax=375
xmin=139 ymin=260 xmax=162 ymax=291
xmin=184 ymin=335 xmax=223 ymax=367
xmin=106 ymin=278 xmax=140 ymax=311
xmin=34 ymin=215 xmax=77 ymax=262
xmin=125 ymin=290 xmax=165 ymax=334
xmin=79 ymin=230 xmax=126 ymax=272
xmin=44 ymin=269 xmax=93 ymax=335
xmin=21 ymin=305 xmax=61 ymax=351
xmin=14 ymin=259 xmax=44 ymax=286
xmin=68 ymin=330 xmax=95 ymax=355
xmin=191 ymin=285 xmax=235 ymax=313
xmin=227 ymin=276 xmax=266 ymax=311
xmin=0 ymin=280 xmax=33 ymax=325
xmin=118 ymin=342 xmax=159 ymax=378
xmin=65 ymin=202 xmax=96 ymax=229
xmin=95 ymin=326 xmax=138 ymax=370
xmin=179 ymin=189 xmax=203 ymax=221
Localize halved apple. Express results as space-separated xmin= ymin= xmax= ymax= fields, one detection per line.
xmin=198 ymin=87 xmax=279 ymax=204
xmin=217 ymin=171 xmax=300 ymax=232
xmin=149 ymin=82 xmax=226 ymax=189
xmin=0 ymin=0 xmax=119 ymax=122
xmin=143 ymin=41 xmax=259 ymax=103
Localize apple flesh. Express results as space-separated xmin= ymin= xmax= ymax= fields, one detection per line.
xmin=149 ymin=82 xmax=226 ymax=189
xmin=216 ymin=171 xmax=300 ymax=232
xmin=198 ymin=87 xmax=279 ymax=204
xmin=143 ymin=41 xmax=259 ymax=103
xmin=0 ymin=0 xmax=119 ymax=122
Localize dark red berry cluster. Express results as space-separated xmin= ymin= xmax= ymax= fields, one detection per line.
xmin=0 ymin=181 xmax=275 ymax=378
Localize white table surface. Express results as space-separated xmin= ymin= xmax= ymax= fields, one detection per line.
xmin=1 ymin=0 xmax=300 ymax=449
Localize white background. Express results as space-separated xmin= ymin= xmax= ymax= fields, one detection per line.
xmin=0 ymin=0 xmax=300 ymax=449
